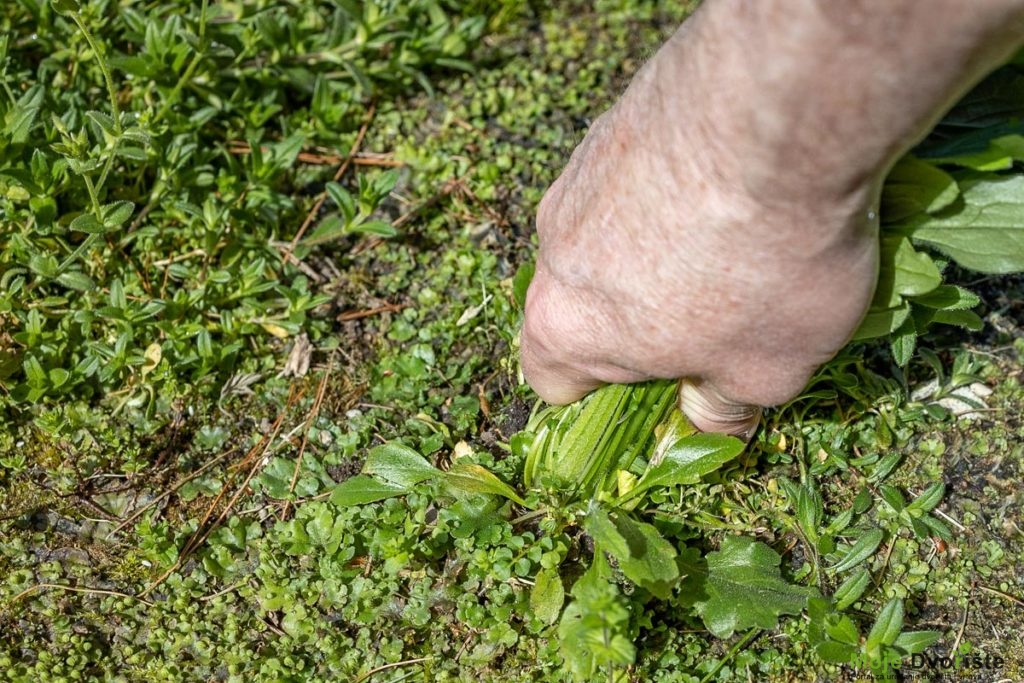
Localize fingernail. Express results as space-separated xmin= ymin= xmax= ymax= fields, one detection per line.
xmin=678 ymin=379 xmax=762 ymax=441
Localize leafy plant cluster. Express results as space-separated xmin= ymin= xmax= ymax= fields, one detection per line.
xmin=0 ymin=0 xmax=506 ymax=411
xmin=3 ymin=1 xmax=1024 ymax=681
xmin=336 ymin=366 xmax=977 ymax=680
xmin=856 ymin=64 xmax=1024 ymax=362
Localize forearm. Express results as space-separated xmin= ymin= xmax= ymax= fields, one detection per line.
xmin=645 ymin=0 xmax=1024 ymax=207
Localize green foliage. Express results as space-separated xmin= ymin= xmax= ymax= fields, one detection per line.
xmin=4 ymin=1 xmax=1024 ymax=681
xmin=556 ymin=553 xmax=636 ymax=682
xmin=0 ymin=0 xmax=503 ymax=411
xmin=859 ymin=119 xmax=1024 ymax=362
xmin=688 ymin=536 xmax=819 ymax=638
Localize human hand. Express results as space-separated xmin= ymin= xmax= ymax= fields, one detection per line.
xmin=519 ymin=9 xmax=882 ymax=437
xmin=520 ymin=0 xmax=1024 ymax=438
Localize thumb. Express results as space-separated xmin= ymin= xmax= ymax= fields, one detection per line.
xmin=678 ymin=378 xmax=762 ymax=440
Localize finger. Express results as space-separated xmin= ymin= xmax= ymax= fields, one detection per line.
xmin=678 ymin=378 xmax=763 ymax=440
xmin=519 ymin=328 xmax=603 ymax=404
xmin=519 ymin=268 xmax=603 ymax=404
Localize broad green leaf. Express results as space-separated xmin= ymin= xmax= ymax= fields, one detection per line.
xmin=269 ymin=133 xmax=305 ymax=170
xmin=889 ymin=317 xmax=917 ymax=367
xmin=23 ymin=356 xmax=46 ymax=386
xmin=853 ymin=302 xmax=911 ymax=340
xmin=350 ymin=219 xmax=398 ymax=238
xmin=929 ymin=135 xmax=1024 ymax=171
xmin=893 ymin=630 xmax=942 ymax=655
xmin=48 ymin=367 xmax=70 ymax=388
xmin=615 ymin=520 xmax=678 ymax=599
xmin=792 ymin=480 xmax=823 ymax=543
xmin=443 ymin=461 xmax=526 ymax=505
xmin=832 ymin=528 xmax=884 ymax=573
xmin=28 ymin=254 xmax=59 ymax=278
xmin=51 ymin=0 xmax=81 ymax=14
xmin=586 ymin=507 xmax=679 ymax=600
xmin=833 ymin=567 xmax=871 ymax=610
xmin=636 ymin=433 xmax=744 ymax=492
xmin=301 ymin=215 xmax=348 ymax=247
xmin=116 ymin=146 xmax=149 ymax=161
xmin=866 ymin=598 xmax=904 ymax=652
xmin=306 ymin=503 xmax=345 ymax=555
xmin=693 ymin=536 xmax=818 ymax=638
xmin=873 ymin=236 xmax=942 ymax=309
xmin=330 ymin=475 xmax=407 ymax=506
xmin=824 ymin=614 xmax=861 ymax=646
xmin=362 ymin=442 xmax=438 ymax=488
xmin=881 ymin=156 xmax=959 ymax=222
xmin=921 ymin=515 xmax=952 ymax=541
xmin=4 ymin=84 xmax=44 ymax=144
xmin=815 ymin=640 xmax=860 ymax=664
xmin=879 ymin=484 xmax=905 ymax=512
xmin=926 ymin=66 xmax=1024 ymax=131
xmin=530 ymin=567 xmax=565 ymax=626
xmin=85 ymin=110 xmax=117 ymax=137
xmin=325 ymin=182 xmax=356 ymax=221
xmin=908 ymin=174 xmax=1024 ymax=273
xmin=928 ymin=308 xmax=984 ymax=331
xmin=583 ymin=505 xmax=630 ymax=561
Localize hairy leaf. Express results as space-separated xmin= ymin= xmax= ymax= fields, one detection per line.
xmin=866 ymin=598 xmax=904 ymax=653
xmin=693 ymin=536 xmax=818 ymax=638
xmin=832 ymin=528 xmax=885 ymax=573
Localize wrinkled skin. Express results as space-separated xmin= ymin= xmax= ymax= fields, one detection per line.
xmin=520 ymin=0 xmax=1024 ymax=437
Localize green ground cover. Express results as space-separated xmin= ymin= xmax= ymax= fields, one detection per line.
xmin=2 ymin=1 xmax=1023 ymax=681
